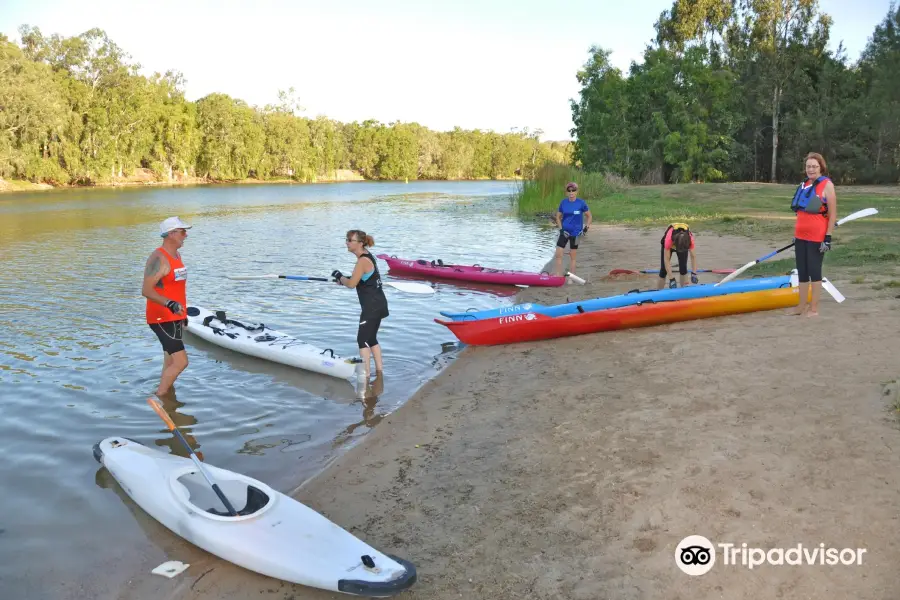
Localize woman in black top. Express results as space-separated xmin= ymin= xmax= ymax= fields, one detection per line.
xmin=332 ymin=229 xmax=390 ymax=377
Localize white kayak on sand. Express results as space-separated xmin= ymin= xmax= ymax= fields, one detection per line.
xmin=184 ymin=305 xmax=363 ymax=381
xmin=93 ymin=436 xmax=417 ymax=596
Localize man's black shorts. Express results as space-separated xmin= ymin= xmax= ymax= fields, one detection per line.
xmin=149 ymin=319 xmax=187 ymax=354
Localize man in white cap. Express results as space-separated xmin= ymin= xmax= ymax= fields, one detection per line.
xmin=142 ymin=216 xmax=192 ymax=397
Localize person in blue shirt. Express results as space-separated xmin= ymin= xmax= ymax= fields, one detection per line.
xmin=553 ymin=182 xmax=592 ymax=277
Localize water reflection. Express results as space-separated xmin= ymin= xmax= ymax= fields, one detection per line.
xmin=0 ymin=181 xmax=555 ymax=599
xmin=383 ymin=271 xmax=520 ymax=298
xmin=183 ymin=333 xmax=359 ymax=403
xmin=94 ymin=464 xmax=202 ymax=561
xmin=331 ymin=373 xmax=387 ymax=449
xmin=431 ymin=341 xmax=463 ymax=370
xmin=152 ymin=389 xmax=200 ymax=459
xmin=237 ymin=433 xmax=314 ymax=456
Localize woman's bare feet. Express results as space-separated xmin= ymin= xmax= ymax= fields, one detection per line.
xmin=786 ymin=307 xmax=807 ymax=316
xmin=806 ymin=310 xmax=819 ymax=318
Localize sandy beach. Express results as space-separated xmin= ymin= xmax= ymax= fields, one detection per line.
xmin=105 ymin=224 xmax=900 ymax=600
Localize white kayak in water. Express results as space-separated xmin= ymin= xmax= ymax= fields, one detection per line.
xmin=93 ymin=437 xmax=417 ymax=596
xmin=184 ymin=305 xmax=363 ymax=381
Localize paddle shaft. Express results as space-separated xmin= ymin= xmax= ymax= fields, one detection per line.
xmin=147 ymin=398 xmax=239 ymax=517
xmin=639 ymin=269 xmax=734 ymax=274
xmin=716 ymin=207 xmax=879 ymax=286
xmin=227 ymin=273 xmax=434 ymax=294
xmin=282 ymin=275 xmax=328 ymax=281
xmin=176 ymin=428 xmax=239 ymax=515
xmin=717 ymin=241 xmax=796 ymax=285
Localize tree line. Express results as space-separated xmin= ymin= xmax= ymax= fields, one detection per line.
xmin=569 ymin=0 xmax=900 ymax=185
xmin=0 ymin=26 xmax=571 ymax=186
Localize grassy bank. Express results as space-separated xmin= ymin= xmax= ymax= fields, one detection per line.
xmin=516 ymin=164 xmax=630 ymax=215
xmin=0 ymin=178 xmax=55 ymax=192
xmin=518 ymin=164 xmax=900 ymax=281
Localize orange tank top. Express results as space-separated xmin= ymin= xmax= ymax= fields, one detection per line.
xmin=795 ymin=211 xmax=828 ymax=243
xmin=793 ymin=178 xmax=829 ymax=243
xmin=145 ymin=248 xmax=187 ymax=324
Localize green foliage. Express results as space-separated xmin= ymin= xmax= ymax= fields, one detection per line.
xmin=516 ymin=163 xmax=631 ymax=216
xmin=520 ymin=172 xmax=900 ymax=277
xmin=1 ymin=27 xmax=571 ymax=186
xmin=570 ymin=0 xmax=900 ymax=185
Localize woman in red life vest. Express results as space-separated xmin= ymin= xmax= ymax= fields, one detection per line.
xmin=789 ymin=153 xmax=837 ymax=317
xmin=142 ymin=216 xmax=192 ymax=397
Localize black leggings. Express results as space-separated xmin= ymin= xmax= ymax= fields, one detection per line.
xmin=659 ymin=245 xmax=688 ymax=278
xmin=795 ymin=239 xmax=824 ymax=282
xmin=357 ymin=315 xmax=383 ymax=349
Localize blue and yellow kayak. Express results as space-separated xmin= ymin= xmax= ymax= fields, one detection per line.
xmin=439 ymin=274 xmax=793 ymax=322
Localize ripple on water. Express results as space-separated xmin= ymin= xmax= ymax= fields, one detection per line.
xmin=0 ymin=181 xmax=552 ymax=598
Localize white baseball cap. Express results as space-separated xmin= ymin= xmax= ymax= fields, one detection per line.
xmin=159 ymin=216 xmax=192 ymax=236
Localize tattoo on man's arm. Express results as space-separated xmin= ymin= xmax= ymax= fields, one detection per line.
xmin=145 ymin=255 xmax=161 ymax=277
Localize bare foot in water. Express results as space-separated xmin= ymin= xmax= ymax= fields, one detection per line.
xmin=806 ymin=310 xmax=819 ymax=318
xmin=786 ymin=307 xmax=807 ymax=316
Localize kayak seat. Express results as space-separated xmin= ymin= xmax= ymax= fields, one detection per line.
xmin=175 ymin=471 xmax=270 ymax=517
xmin=207 ymin=484 xmax=270 ymax=517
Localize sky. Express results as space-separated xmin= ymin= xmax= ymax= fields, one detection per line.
xmin=1 ymin=0 xmax=894 ymax=141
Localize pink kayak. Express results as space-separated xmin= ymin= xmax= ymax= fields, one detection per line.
xmin=375 ymin=254 xmax=566 ymax=287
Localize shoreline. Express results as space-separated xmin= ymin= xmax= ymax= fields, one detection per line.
xmin=0 ymin=172 xmax=524 ymax=194
xmin=103 ymin=225 xmax=900 ymax=599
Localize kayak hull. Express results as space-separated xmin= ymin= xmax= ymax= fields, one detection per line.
xmin=185 ymin=305 xmax=362 ymax=381
xmin=93 ymin=437 xmax=416 ymax=597
xmin=375 ymin=254 xmax=565 ymax=287
xmin=436 ymin=287 xmax=803 ymax=346
xmin=440 ymin=274 xmax=793 ymax=322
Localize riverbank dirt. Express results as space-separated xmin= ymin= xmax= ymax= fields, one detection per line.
xmin=106 ymin=225 xmax=900 ymax=600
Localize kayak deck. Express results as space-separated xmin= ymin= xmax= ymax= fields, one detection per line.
xmin=436 ymin=287 xmax=803 ymax=346
xmin=185 ymin=305 xmax=363 ymax=381
xmin=439 ymin=274 xmax=793 ymax=322
xmin=376 ymin=254 xmax=566 ymax=287
xmin=94 ymin=437 xmax=417 ymax=596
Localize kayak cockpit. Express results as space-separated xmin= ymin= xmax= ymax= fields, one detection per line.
xmin=173 ymin=470 xmax=271 ymax=518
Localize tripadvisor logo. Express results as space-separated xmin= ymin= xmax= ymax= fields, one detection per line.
xmin=676 ymin=535 xmax=715 ymax=576
xmin=675 ymin=535 xmax=867 ymax=575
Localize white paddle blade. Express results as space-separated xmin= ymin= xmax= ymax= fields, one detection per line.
xmin=385 ymin=281 xmax=434 ymax=294
xmin=567 ymin=272 xmax=586 ymax=285
xmin=226 ymin=274 xmax=278 ymax=280
xmin=714 ymin=261 xmax=754 ymax=286
xmin=837 ymin=207 xmax=878 ymax=226
xmin=822 ymin=278 xmax=846 ymax=303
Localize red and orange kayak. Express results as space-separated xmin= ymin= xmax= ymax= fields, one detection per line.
xmin=435 ymin=287 xmax=804 ymax=346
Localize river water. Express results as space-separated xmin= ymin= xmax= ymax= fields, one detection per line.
xmin=0 ymin=180 xmax=560 ymax=598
